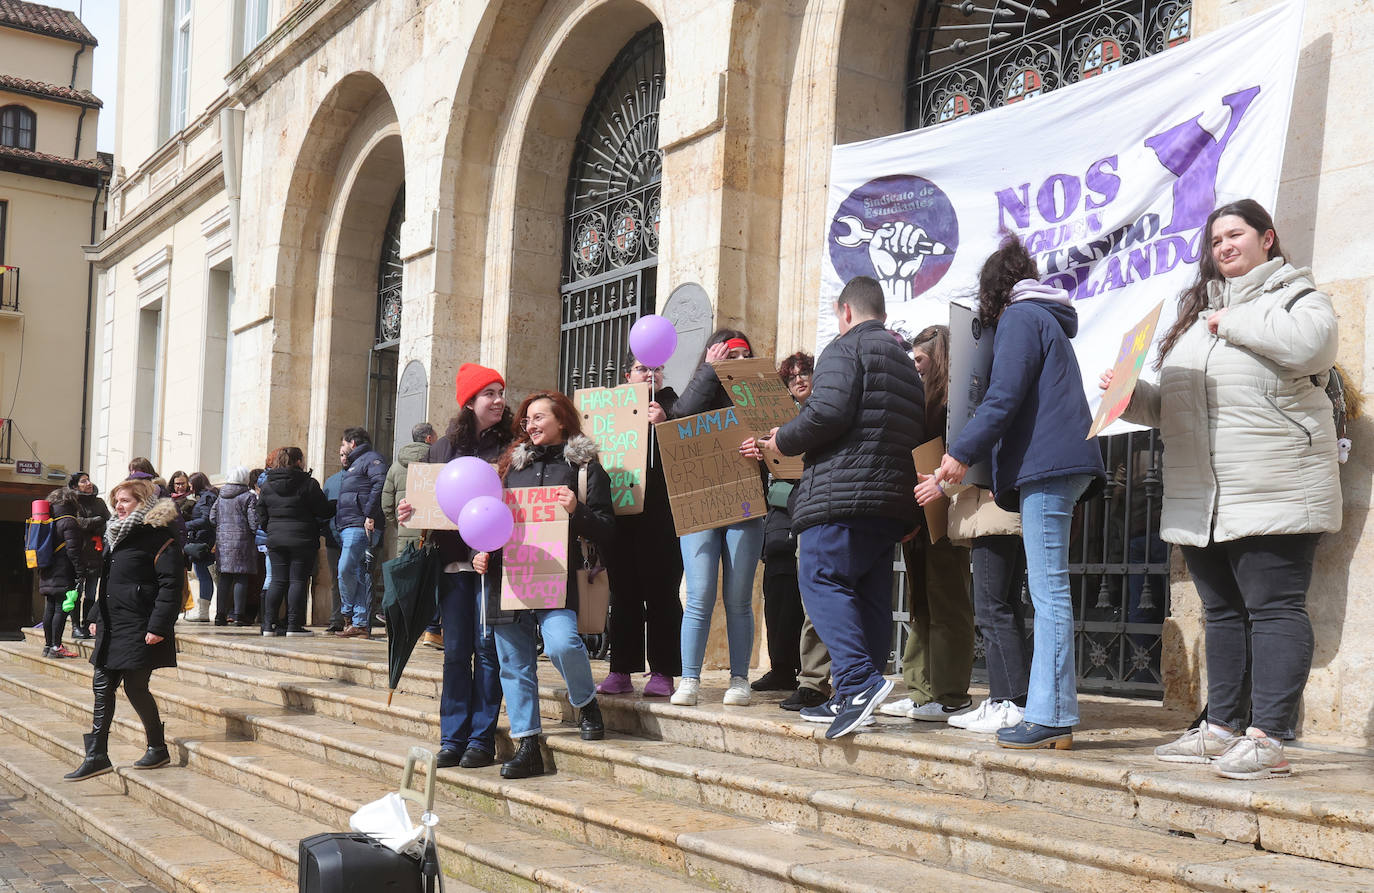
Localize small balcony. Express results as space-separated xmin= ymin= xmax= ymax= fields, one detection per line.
xmin=0 ymin=265 xmax=19 ymax=315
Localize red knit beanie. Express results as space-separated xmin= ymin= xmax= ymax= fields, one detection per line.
xmin=454 ymin=363 xmax=505 ymax=408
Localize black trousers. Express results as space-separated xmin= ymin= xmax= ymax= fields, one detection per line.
xmin=42 ymin=595 xmax=68 ymax=647
xmin=265 ymin=545 xmax=317 ymax=632
xmin=1181 ymin=533 xmax=1319 ymax=739
xmin=80 ymin=572 xmax=100 ymax=626
xmin=971 ymin=535 xmax=1029 ymax=706
xmin=90 ymin=666 xmax=163 ymax=749
xmin=215 ymin=572 xmax=253 ymax=622
xmin=762 ymin=564 xmax=803 ymax=678
xmin=606 ymin=513 xmax=683 ymax=676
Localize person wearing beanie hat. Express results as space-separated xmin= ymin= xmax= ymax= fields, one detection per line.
xmin=396 ymin=363 xmax=512 ymax=769
xmin=454 ymin=363 xmax=505 ymax=409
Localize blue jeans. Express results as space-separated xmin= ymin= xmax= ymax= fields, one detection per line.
xmin=337 ymin=526 xmax=371 ymax=628
xmin=1019 ymin=473 xmax=1093 ymax=728
xmin=438 ymin=571 xmax=502 ymax=753
xmin=797 ymin=518 xmax=904 ymax=697
xmin=191 ymin=559 xmax=214 ymax=604
xmin=679 ymin=519 xmax=764 ymax=679
xmin=492 ymin=608 xmax=596 ymax=739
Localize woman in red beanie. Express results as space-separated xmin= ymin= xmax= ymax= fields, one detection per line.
xmin=398 ymin=362 xmax=512 ymax=770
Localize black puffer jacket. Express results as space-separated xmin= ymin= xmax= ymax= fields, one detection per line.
xmin=491 ymin=434 xmax=615 ymax=623
xmin=774 ymin=319 xmax=925 ymax=534
xmin=37 ymin=495 xmax=87 ymax=596
xmin=427 ymin=423 xmax=514 ymax=565
xmin=73 ymin=491 xmax=110 ymax=571
xmin=670 ymin=362 xmax=730 ymax=418
xmin=336 ymin=442 xmax=387 ymax=530
xmin=186 ymin=491 xmax=217 ymax=547
xmin=91 ymin=498 xmax=182 ymax=671
xmin=258 ymin=467 xmax=335 ymax=550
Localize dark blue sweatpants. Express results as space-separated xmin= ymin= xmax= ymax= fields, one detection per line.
xmin=797 ymin=518 xmax=904 ymax=698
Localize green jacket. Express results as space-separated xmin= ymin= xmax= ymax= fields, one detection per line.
xmin=382 ymin=440 xmax=432 ymax=546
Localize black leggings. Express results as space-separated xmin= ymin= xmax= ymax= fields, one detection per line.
xmin=42 ymin=594 xmax=68 ymax=647
xmin=90 ymin=666 xmax=163 ymax=749
xmin=265 ymin=545 xmax=316 ymax=631
xmin=216 ymin=572 xmax=253 ymax=623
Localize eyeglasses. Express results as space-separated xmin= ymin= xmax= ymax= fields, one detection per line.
xmin=785 ymin=371 xmax=811 ymax=384
xmin=520 ymin=412 xmax=554 ymax=431
xmin=631 ymin=365 xmax=664 ymax=375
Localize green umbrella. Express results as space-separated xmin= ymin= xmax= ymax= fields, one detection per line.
xmin=380 ymin=541 xmax=442 ymax=706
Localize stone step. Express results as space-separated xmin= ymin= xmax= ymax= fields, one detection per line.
xmin=9 ymin=639 xmax=1374 ymax=892
xmin=41 ymin=626 xmax=1374 ymax=876
xmin=0 ymin=649 xmax=1037 ymax=893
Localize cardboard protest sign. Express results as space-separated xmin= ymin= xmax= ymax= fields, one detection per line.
xmin=912 ymin=437 xmax=948 ymax=544
xmin=402 ymin=463 xmax=459 ymax=530
xmin=656 ymin=407 xmax=766 ymax=536
xmin=712 ymin=358 xmax=806 ymax=480
xmin=1086 ymin=301 xmax=1165 ymax=439
xmin=946 ymin=301 xmax=993 ymax=489
xmin=574 ymin=382 xmax=649 ymax=516
xmin=500 ymin=487 xmax=570 ymax=611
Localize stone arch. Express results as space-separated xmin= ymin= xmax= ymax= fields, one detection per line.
xmin=272 ymin=71 xmax=406 ymax=472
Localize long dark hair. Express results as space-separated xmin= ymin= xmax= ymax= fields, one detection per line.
xmin=188 ymin=472 xmax=215 ymax=496
xmin=1154 ymin=199 xmax=1283 ymax=368
xmin=696 ymin=328 xmax=751 ymax=366
xmin=497 ymin=392 xmax=583 ymax=479
xmin=976 ymin=235 xmax=1040 ymax=326
xmin=444 ymin=405 xmax=515 ymax=455
xmin=911 ymin=325 xmax=950 ymax=421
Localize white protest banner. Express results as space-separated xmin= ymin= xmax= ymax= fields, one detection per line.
xmin=819 ymin=2 xmax=1301 ymax=434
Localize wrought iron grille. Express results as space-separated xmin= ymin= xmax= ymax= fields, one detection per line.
xmin=375 ymin=187 xmax=404 ymax=347
xmin=559 ymin=25 xmax=664 ymax=394
xmin=891 ymin=429 xmax=1170 ymax=696
xmin=906 ymin=0 xmax=1192 ymax=130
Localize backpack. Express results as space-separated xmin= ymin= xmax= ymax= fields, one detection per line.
xmin=25 ymin=516 xmax=68 ymax=570
xmin=1284 ymin=288 xmax=1352 ymax=463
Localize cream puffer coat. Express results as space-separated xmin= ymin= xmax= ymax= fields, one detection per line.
xmin=1121 ymin=258 xmax=1341 ymax=547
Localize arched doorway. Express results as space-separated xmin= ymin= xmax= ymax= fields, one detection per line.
xmin=558 ymin=24 xmax=665 ymax=394
xmin=367 ymin=185 xmax=404 ymax=461
xmin=902 ymin=0 xmax=1192 ymax=697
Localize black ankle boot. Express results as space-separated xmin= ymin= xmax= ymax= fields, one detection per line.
xmin=132 ymin=722 xmax=170 ymax=770
xmin=579 ymin=699 xmax=605 ymax=741
xmin=500 ymin=736 xmax=544 ymax=779
xmin=64 ymin=733 xmax=112 ymax=781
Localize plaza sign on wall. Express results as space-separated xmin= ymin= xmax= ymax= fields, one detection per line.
xmin=819 ymin=2 xmax=1303 ymax=431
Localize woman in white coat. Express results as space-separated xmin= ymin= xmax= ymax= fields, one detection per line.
xmin=1109 ymin=199 xmax=1340 ymax=780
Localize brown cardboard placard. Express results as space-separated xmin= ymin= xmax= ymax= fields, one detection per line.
xmin=712 ymin=357 xmax=806 ymax=480
xmin=912 ymin=437 xmax=948 ymax=544
xmin=500 ymin=486 xmax=570 ymax=611
xmin=401 ymin=462 xmax=459 ymax=530
xmin=656 ymin=407 xmax=767 ymax=536
xmin=1087 ymin=300 xmax=1165 ymax=439
xmin=574 ymin=382 xmax=649 ymax=516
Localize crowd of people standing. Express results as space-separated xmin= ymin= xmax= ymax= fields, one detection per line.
xmin=39 ymin=197 xmax=1340 ymax=786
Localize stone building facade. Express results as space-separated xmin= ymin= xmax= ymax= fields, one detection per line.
xmin=92 ymin=0 xmax=1374 ymax=745
xmin=0 ymin=1 xmax=107 ymax=630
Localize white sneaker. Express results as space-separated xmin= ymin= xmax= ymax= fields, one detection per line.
xmin=908 ymin=700 xmax=974 ymax=722
xmin=878 ymin=697 xmax=916 ymax=718
xmin=670 ymin=677 xmax=700 ymax=706
xmin=948 ymin=698 xmax=995 ymax=729
xmin=964 ymin=700 xmax=1025 ymax=733
xmin=723 ymin=676 xmax=751 ymax=706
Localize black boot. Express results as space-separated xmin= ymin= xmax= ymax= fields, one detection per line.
xmin=132 ymin=722 xmax=170 ymax=770
xmin=500 ymin=736 xmax=544 ymax=779
xmin=579 ymin=699 xmax=605 ymax=741
xmin=64 ymin=733 xmax=112 ymax=781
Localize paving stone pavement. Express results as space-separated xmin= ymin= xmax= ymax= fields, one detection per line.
xmin=0 ymin=782 xmax=168 ymax=893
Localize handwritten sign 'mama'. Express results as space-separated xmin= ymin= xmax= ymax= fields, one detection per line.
xmin=655 ymin=407 xmax=765 ymax=536
xmin=574 ymin=382 xmax=649 ymax=516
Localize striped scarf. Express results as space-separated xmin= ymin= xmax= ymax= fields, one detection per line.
xmin=104 ymin=502 xmax=151 ymax=551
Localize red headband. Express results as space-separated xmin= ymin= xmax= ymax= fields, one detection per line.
xmin=724 ymin=338 xmax=750 ymax=353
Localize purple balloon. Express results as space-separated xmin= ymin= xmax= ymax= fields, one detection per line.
xmin=629 ymin=314 xmax=678 ymax=368
xmin=457 ymin=495 xmax=515 ymax=552
xmin=435 ymin=456 xmax=503 ymax=526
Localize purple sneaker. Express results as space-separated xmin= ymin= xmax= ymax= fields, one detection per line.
xmin=596 ymin=672 xmax=634 ymax=695
xmin=643 ymin=673 xmax=673 ymax=698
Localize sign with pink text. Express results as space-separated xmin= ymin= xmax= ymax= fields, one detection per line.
xmin=499 ymin=487 xmax=569 ymax=611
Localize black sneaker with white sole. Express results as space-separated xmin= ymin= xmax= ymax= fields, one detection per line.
xmin=826 ymin=677 xmax=894 ymax=739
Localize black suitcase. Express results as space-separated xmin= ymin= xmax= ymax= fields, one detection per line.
xmin=298 ymin=832 xmax=437 ymax=893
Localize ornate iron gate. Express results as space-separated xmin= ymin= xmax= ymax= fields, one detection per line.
xmin=559 ymin=25 xmax=664 ymax=394
xmin=366 ymin=186 xmax=404 ymax=460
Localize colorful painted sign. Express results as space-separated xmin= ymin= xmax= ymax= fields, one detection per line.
xmin=712 ymin=358 xmax=805 ymax=480
xmin=574 ymin=382 xmax=649 ymax=516
xmin=402 ymin=463 xmax=459 ymax=530
xmin=1086 ymin=301 xmax=1165 ymax=439
xmin=500 ymin=486 xmax=570 ymax=611
xmin=655 ymin=407 xmax=766 ymax=536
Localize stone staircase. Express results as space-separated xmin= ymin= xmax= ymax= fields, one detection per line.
xmin=1 ymin=626 xmax=1373 ymax=893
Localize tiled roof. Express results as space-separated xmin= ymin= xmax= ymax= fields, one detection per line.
xmin=0 ymin=143 xmax=110 ymax=172
xmin=0 ymin=74 xmax=101 ymax=107
xmin=0 ymin=0 xmax=97 ymax=45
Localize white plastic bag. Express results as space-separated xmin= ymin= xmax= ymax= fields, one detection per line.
xmin=349 ymin=792 xmax=425 ymax=855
